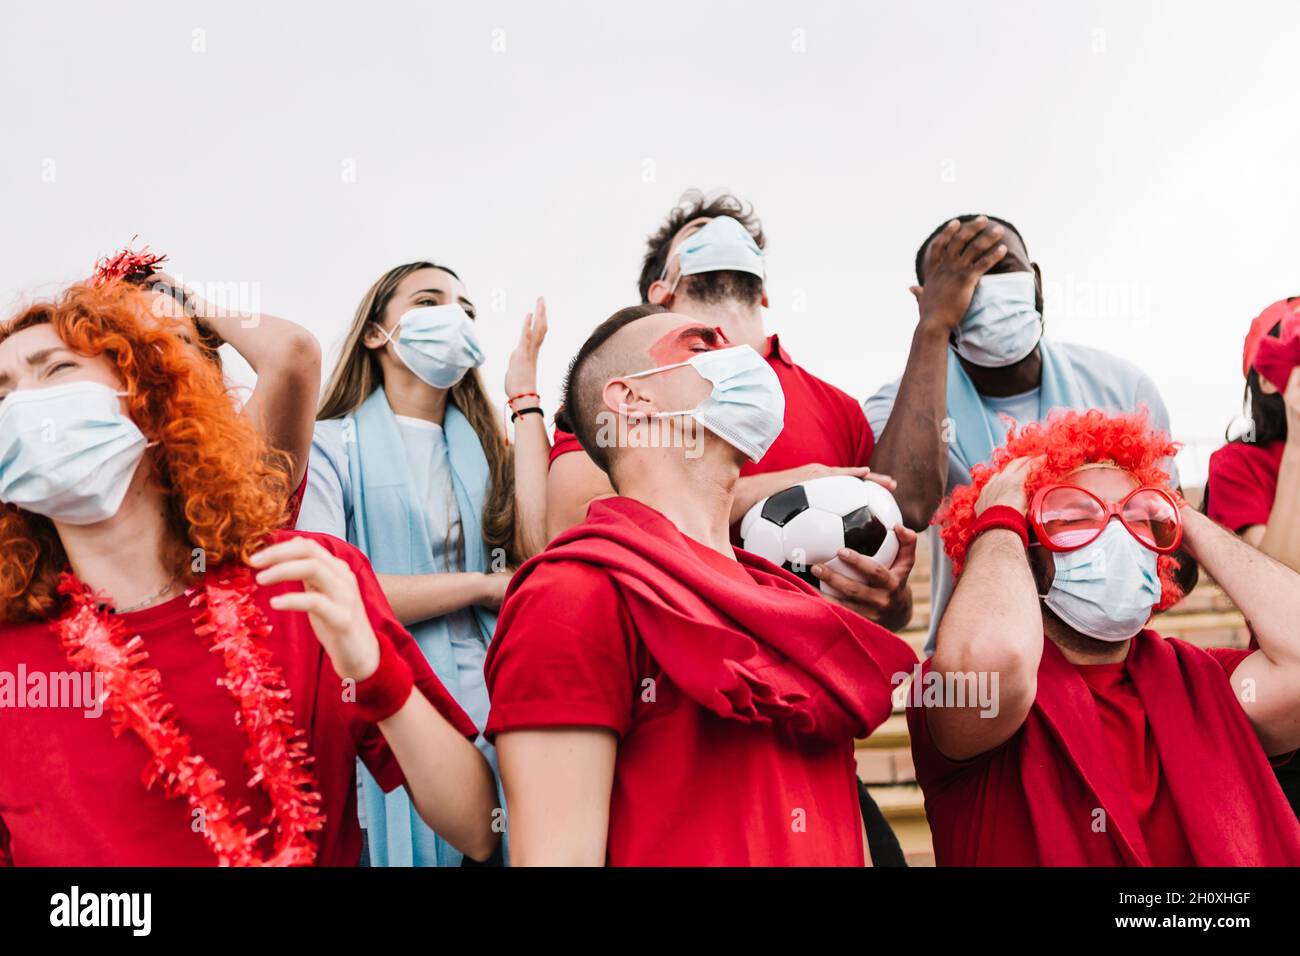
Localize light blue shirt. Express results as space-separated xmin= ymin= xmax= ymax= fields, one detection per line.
xmin=864 ymin=339 xmax=1179 ymax=655
xmin=296 ymin=416 xmax=490 ymax=733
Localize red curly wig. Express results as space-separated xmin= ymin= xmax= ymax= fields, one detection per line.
xmin=935 ymin=409 xmax=1185 ymax=612
xmin=0 ymin=282 xmax=291 ymax=623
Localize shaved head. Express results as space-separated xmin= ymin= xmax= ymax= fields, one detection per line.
xmin=562 ymin=304 xmax=667 ymax=475
xmin=561 ymin=305 xmax=729 ymax=477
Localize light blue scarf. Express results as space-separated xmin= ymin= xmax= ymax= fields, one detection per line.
xmin=344 ymin=387 xmax=498 ymax=867
xmin=944 ymin=339 xmax=1086 ymax=474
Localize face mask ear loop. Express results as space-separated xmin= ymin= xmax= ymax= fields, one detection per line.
xmin=110 ymin=390 xmax=156 ymax=451
xmin=372 ymin=320 xmax=425 ymax=383
xmin=373 ymin=320 xmax=399 ymax=348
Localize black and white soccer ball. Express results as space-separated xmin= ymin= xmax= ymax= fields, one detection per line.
xmin=739 ymin=474 xmax=903 ymax=597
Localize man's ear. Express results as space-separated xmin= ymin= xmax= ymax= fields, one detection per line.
xmin=1032 ymin=262 xmax=1044 ymax=317
xmin=603 ymin=375 xmax=657 ymax=421
xmin=646 ymin=280 xmax=672 ymax=307
xmin=760 ymin=288 xmax=769 ymax=309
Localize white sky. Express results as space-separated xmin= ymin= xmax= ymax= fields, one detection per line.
xmin=2 ymin=0 xmax=1298 ymax=486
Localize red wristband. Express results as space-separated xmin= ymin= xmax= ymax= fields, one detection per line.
xmin=507 ymin=391 xmax=540 ymax=407
xmin=350 ymin=633 xmax=415 ymax=723
xmin=970 ymin=505 xmax=1029 ymax=550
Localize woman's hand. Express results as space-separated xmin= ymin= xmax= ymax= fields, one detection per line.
xmin=250 ymin=538 xmax=381 ymax=681
xmin=505 ymin=297 xmax=549 ymax=400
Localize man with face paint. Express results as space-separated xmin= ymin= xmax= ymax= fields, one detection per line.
xmin=865 ymin=215 xmax=1194 ymax=656
xmin=486 ymin=305 xmax=916 ymax=866
xmin=549 ymin=192 xmax=916 ymax=632
xmin=910 ymin=409 xmax=1300 ymax=865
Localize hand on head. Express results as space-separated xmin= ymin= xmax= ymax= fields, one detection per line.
xmin=911 ymin=216 xmax=1008 ymax=330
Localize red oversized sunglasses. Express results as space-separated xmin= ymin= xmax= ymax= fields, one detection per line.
xmin=1028 ymin=484 xmax=1184 ymax=554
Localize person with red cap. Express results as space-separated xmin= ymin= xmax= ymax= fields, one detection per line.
xmin=1204 ymin=297 xmax=1300 ymax=572
xmin=1203 ymin=296 xmax=1300 ymax=813
xmin=911 ymin=408 xmax=1300 ymax=866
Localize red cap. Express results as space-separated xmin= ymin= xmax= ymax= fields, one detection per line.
xmin=1243 ymin=298 xmax=1300 ymax=378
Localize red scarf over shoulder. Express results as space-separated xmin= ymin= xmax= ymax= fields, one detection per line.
xmin=499 ymin=497 xmax=916 ymax=742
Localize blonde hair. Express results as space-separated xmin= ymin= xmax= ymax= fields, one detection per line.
xmin=318 ymin=262 xmax=516 ymax=565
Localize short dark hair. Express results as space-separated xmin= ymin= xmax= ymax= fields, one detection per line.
xmin=915 ymin=214 xmax=1027 ymax=284
xmin=637 ymin=190 xmax=766 ymax=302
xmin=560 ymin=303 xmax=668 ymax=475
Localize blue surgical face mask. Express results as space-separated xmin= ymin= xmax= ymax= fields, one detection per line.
xmin=378 ymin=304 xmax=485 ymax=389
xmin=0 ymin=381 xmax=151 ymax=525
xmin=954 ymin=271 xmax=1042 ymax=368
xmin=624 ymin=345 xmax=785 ymax=462
xmin=1041 ymin=520 xmax=1162 ymax=642
xmin=666 ymin=216 xmax=766 ymax=294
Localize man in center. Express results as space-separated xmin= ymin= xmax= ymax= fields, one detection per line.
xmin=485 ymin=305 xmax=916 ymax=865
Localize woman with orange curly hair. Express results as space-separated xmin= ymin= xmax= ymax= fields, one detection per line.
xmin=908 ymin=409 xmax=1300 ymax=866
xmin=0 ymin=282 xmax=499 ymax=866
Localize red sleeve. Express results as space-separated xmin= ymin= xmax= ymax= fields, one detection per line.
xmin=846 ymin=397 xmax=875 ymax=468
xmin=1205 ymin=645 xmax=1255 ymax=678
xmin=290 ymin=531 xmax=478 ymax=793
xmin=548 ymin=426 xmax=583 ymax=468
xmin=286 ymin=470 xmax=308 ymax=528
xmin=906 ymin=658 xmax=1002 ymax=790
xmin=484 ymin=561 xmax=635 ymax=739
xmin=1206 ymin=443 xmax=1273 ymax=533
xmin=1206 ymin=645 xmax=1298 ymax=766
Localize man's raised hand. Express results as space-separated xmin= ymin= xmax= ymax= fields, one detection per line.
xmin=911 ymin=216 xmax=1008 ymax=331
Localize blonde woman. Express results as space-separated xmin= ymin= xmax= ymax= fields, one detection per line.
xmin=296 ymin=261 xmax=548 ymax=866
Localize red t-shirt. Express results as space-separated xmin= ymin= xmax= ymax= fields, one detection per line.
xmin=909 ymin=643 xmax=1252 ymax=866
xmin=548 ymin=334 xmax=875 ymax=475
xmin=1206 ymin=439 xmax=1287 ymax=533
xmin=1072 ymin=658 xmax=1195 ymax=866
xmin=484 ymin=526 xmax=865 ymax=866
xmin=0 ymin=530 xmax=475 ymax=867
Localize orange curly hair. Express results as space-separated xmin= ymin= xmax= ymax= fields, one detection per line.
xmin=935 ymin=408 xmax=1185 ymax=611
xmin=0 ymin=282 xmax=292 ymax=623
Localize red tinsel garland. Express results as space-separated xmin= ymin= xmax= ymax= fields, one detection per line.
xmin=49 ymin=568 xmax=325 ymax=866
xmin=91 ymin=238 xmax=167 ymax=286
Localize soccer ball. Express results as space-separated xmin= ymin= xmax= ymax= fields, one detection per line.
xmin=739 ymin=474 xmax=903 ymax=597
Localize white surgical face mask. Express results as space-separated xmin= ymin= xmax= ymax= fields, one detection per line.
xmin=954 ymin=271 xmax=1042 ymax=368
xmin=623 ymin=345 xmax=785 ymax=462
xmin=665 ymin=215 xmax=766 ymax=295
xmin=0 ymin=381 xmax=150 ymax=525
xmin=1041 ymin=520 xmax=1162 ymax=642
xmin=378 ymin=304 xmax=485 ymax=389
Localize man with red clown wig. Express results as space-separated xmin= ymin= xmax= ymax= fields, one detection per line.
xmin=0 ymin=282 xmax=499 ymax=866
xmin=909 ymin=408 xmax=1300 ymax=865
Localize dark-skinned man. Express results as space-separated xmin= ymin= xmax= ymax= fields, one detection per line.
xmin=865 ymin=215 xmax=1195 ymax=655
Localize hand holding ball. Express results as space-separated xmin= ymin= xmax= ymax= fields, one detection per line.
xmin=739 ymin=475 xmax=904 ymax=597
